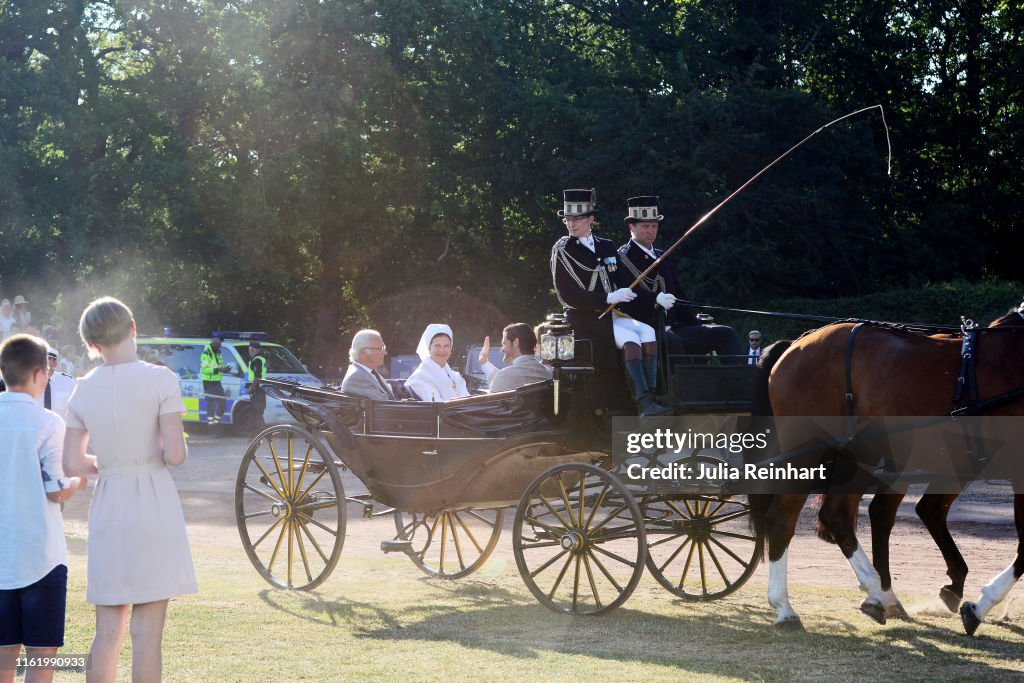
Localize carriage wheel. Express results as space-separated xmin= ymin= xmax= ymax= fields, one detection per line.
xmin=235 ymin=425 xmax=346 ymax=590
xmin=392 ymin=508 xmax=505 ymax=579
xmin=642 ymin=491 xmax=762 ymax=600
xmin=513 ymin=463 xmax=647 ymax=616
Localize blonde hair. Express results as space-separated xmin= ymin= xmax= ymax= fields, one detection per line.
xmin=79 ymin=297 xmax=134 ymax=354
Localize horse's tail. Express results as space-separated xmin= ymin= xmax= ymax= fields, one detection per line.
xmin=747 ymin=340 xmax=793 ymax=559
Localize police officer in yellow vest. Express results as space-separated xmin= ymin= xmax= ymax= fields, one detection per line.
xmin=246 ymin=340 xmax=268 ymax=427
xmin=201 ymin=335 xmax=230 ymax=423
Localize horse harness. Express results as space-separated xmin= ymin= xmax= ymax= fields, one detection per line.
xmin=842 ymin=319 xmax=1024 ymax=477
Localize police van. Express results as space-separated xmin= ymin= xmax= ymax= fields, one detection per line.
xmin=136 ymin=332 xmax=321 ymax=431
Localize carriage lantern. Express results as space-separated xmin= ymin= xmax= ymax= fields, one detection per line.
xmin=539 ymin=313 xmax=574 ymax=415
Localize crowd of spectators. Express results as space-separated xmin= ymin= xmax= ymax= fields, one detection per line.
xmin=0 ymin=293 xmax=94 ymax=377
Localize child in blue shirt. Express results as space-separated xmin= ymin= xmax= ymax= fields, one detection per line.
xmin=0 ymin=334 xmax=89 ymax=683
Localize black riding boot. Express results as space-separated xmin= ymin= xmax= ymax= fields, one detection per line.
xmin=643 ymin=355 xmax=660 ymax=396
xmin=624 ymin=359 xmax=671 ymax=417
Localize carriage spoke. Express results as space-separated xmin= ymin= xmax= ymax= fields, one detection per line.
xmin=244 ymin=482 xmax=281 ymax=505
xmin=449 ymin=513 xmax=468 ymax=571
xmin=454 ymin=512 xmax=484 ymax=554
xmin=297 ymin=518 xmax=330 ymax=564
xmin=287 ymin=518 xmax=295 ymax=587
xmin=439 ymin=512 xmax=449 ymax=573
xmin=537 ymin=493 xmax=574 ymax=530
xmin=267 ymin=516 xmax=288 ymax=575
xmin=658 ymin=537 xmax=693 ymax=574
xmin=571 ymin=555 xmax=582 ymax=612
xmin=582 ymin=553 xmax=602 ymax=609
xmin=267 ymin=441 xmax=291 ymax=497
xmin=711 ymin=529 xmax=757 ymax=543
xmin=589 ymin=504 xmax=629 ymax=535
xmin=558 ymin=475 xmax=578 ymax=527
xmin=703 ymin=541 xmax=732 ymax=589
xmin=546 ymin=554 xmax=575 ymax=599
xmin=697 ymin=542 xmax=708 ymax=596
xmin=292 ymin=471 xmax=327 ymax=507
xmin=292 ymin=445 xmax=314 ymax=497
xmin=679 ymin=540 xmax=697 ymax=590
xmin=708 ymin=534 xmax=749 ymax=567
xmin=252 ymin=516 xmax=285 ymax=550
xmin=297 ymin=512 xmax=339 ymax=537
xmin=707 ymin=509 xmax=752 ymax=526
xmin=705 ymin=498 xmax=729 ymax=517
xmin=578 ymin=476 xmax=587 ymax=532
xmin=590 ymin=542 xmax=637 ymax=568
xmin=251 ymin=457 xmax=287 ymax=500
xmin=647 ymin=531 xmax=687 ymax=549
xmin=520 ymin=540 xmax=564 ymax=550
xmin=586 ymin=550 xmax=624 ymax=594
xmin=583 ymin=483 xmax=611 ymax=529
xmin=523 ymin=514 xmax=567 ymax=538
xmin=529 ymin=549 xmax=570 ymax=578
xmin=294 ymin=520 xmax=313 ymax=584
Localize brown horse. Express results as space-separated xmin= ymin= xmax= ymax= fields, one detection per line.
xmin=750 ymin=306 xmax=1024 ymax=634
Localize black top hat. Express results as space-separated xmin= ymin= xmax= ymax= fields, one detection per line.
xmin=624 ymin=196 xmax=664 ymax=224
xmin=557 ymin=188 xmax=598 ymax=217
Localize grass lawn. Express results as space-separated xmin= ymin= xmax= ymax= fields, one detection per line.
xmin=49 ymin=532 xmax=1024 ymax=682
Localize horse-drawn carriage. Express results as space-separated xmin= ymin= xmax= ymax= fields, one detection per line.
xmin=234 ymin=319 xmax=764 ymax=615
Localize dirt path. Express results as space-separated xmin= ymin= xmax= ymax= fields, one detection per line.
xmin=62 ymin=431 xmax=1023 ymax=607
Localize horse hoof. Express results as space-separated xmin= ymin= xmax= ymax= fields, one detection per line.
xmin=885 ymin=601 xmax=909 ymax=620
xmin=860 ymin=600 xmax=887 ymax=625
xmin=960 ymin=602 xmax=982 ymax=637
xmin=774 ymin=616 xmax=804 ymax=632
xmin=940 ymin=586 xmax=963 ymax=613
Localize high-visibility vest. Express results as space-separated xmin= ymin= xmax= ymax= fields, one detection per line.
xmin=247 ymin=354 xmax=267 ymax=382
xmin=200 ymin=345 xmax=223 ymax=382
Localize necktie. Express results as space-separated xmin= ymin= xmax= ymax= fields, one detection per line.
xmin=45 ymin=381 xmax=52 ymax=409
xmin=372 ymin=370 xmax=395 ymax=399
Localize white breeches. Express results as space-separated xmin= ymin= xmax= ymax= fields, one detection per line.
xmin=613 ymin=317 xmax=657 ymax=348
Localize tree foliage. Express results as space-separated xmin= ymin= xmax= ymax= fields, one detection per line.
xmin=0 ymin=0 xmax=1020 ymax=367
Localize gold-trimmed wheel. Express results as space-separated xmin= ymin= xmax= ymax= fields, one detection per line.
xmin=235 ymin=425 xmax=346 ymax=590
xmin=642 ymin=491 xmax=761 ymax=600
xmin=392 ymin=508 xmax=504 ymax=579
xmin=513 ymin=463 xmax=647 ymax=615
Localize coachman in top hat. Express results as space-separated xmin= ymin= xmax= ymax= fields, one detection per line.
xmin=549 ymin=189 xmax=671 ymax=416
xmin=616 ymin=195 xmax=742 ymax=362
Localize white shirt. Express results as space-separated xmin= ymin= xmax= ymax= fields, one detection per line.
xmin=0 ymin=313 xmax=13 ymax=340
xmin=36 ymin=372 xmax=76 ymax=420
xmin=748 ymin=347 xmax=761 ymax=365
xmin=578 ymin=235 xmax=596 ymax=252
xmin=405 ymin=360 xmax=469 ymax=402
xmin=0 ymin=392 xmax=69 ymax=589
xmin=631 ymin=239 xmax=658 ymax=260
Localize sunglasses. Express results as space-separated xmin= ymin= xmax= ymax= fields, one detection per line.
xmin=749 ymin=338 xmax=761 ymax=342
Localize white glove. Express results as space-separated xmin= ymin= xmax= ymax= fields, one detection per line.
xmin=656 ymin=292 xmax=677 ymax=310
xmin=606 ymin=288 xmax=637 ymax=305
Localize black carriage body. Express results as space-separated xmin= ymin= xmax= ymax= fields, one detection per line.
xmin=264 ymin=377 xmax=607 ymax=512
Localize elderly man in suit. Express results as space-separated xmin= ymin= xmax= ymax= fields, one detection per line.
xmin=341 ymin=329 xmax=395 ymax=400
xmin=477 ymin=323 xmax=551 ymax=393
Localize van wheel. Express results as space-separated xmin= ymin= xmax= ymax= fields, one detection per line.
xmin=233 ymin=404 xmax=264 ymax=436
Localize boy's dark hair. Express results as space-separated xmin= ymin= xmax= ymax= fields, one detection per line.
xmin=0 ymin=334 xmax=48 ymax=387
xmin=504 ymin=322 xmax=537 ymax=355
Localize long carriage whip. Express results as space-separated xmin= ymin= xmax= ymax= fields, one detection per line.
xmin=598 ymin=104 xmax=891 ymax=318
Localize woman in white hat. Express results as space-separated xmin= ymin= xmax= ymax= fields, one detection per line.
xmin=404 ymin=323 xmax=470 ymax=401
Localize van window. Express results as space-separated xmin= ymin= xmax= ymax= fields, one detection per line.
xmin=138 ymin=344 xmax=203 ymax=380
xmin=231 ymin=344 xmax=307 ymax=374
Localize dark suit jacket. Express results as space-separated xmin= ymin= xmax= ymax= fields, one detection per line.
xmin=341 ymin=363 xmax=394 ymax=400
xmin=551 ymin=234 xmax=620 ymax=368
xmin=615 ymin=240 xmax=699 ymax=329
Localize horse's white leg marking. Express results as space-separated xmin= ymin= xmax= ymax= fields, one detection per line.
xmin=768 ymin=550 xmax=799 ymax=623
xmin=969 ymin=564 xmax=1018 ymax=621
xmin=848 ymin=544 xmax=886 ymax=607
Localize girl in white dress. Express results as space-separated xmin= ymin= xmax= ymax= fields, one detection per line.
xmin=62 ymin=297 xmax=196 ymax=683
xmin=404 ymin=323 xmax=470 ymax=401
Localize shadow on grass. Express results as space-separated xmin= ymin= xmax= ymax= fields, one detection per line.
xmin=345 ymin=602 xmax=1024 ymax=679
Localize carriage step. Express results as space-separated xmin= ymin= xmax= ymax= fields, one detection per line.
xmin=380 ymin=540 xmax=413 ymax=554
